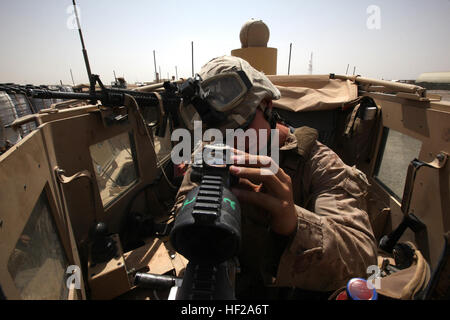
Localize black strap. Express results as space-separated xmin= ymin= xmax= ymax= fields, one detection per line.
xmin=236 ymin=70 xmax=253 ymax=90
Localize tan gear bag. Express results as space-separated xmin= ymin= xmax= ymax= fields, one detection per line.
xmin=376 ymin=242 xmax=431 ymax=300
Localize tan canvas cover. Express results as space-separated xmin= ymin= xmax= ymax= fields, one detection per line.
xmin=268 ymin=75 xmax=358 ymax=112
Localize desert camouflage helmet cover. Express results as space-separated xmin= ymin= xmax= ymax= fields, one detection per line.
xmin=198 ymin=55 xmax=281 ymax=130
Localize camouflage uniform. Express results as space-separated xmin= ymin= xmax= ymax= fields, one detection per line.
xmin=173 ymin=55 xmax=378 ymax=293
xmin=172 ymin=126 xmax=378 ymax=293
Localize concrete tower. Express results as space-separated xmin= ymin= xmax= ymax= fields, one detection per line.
xmin=231 ymin=19 xmax=278 ymax=75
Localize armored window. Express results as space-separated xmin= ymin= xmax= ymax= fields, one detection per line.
xmin=152 ymin=123 xmax=173 ymax=165
xmin=140 ymin=106 xmax=172 ymax=165
xmin=89 ymin=131 xmax=139 ymax=207
xmin=374 ymin=127 xmax=423 ymax=200
xmin=7 ymin=190 xmax=69 ymax=300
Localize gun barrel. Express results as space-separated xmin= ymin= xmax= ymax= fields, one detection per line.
xmin=30 ymin=89 xmax=96 ymax=101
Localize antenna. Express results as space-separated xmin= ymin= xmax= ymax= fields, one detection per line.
xmin=353 ymin=66 xmax=356 ymax=75
xmin=346 ymin=64 xmax=349 ymax=75
xmin=175 ymin=66 xmax=178 ymax=80
xmin=72 ymin=0 xmax=92 ymax=83
xmin=288 ymin=43 xmax=292 ymax=75
xmin=113 ymin=70 xmax=118 ymax=83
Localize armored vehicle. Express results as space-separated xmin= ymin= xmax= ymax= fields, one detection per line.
xmin=0 ymin=17 xmax=448 ymax=301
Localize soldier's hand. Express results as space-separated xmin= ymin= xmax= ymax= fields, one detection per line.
xmin=229 ymin=151 xmax=297 ymax=236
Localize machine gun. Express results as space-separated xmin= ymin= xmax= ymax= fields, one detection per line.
xmin=0 ymin=75 xmax=183 ymax=138
xmin=0 ymin=75 xmax=160 ymax=109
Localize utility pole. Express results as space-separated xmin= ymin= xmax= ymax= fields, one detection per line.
xmin=288 ymin=43 xmax=292 ymax=75
xmin=153 ymin=50 xmax=157 ymax=82
xmin=70 ymin=68 xmax=75 ymax=86
xmin=308 ymin=52 xmax=313 ymax=75
xmin=191 ymin=41 xmax=194 ymax=77
xmin=346 ymin=64 xmax=349 ymax=75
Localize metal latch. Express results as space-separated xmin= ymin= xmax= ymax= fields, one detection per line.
xmin=54 ymin=166 xmax=99 ymax=221
xmin=55 ymin=166 xmax=92 ymax=184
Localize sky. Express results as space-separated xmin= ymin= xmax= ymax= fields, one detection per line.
xmin=0 ymin=0 xmax=449 ymax=85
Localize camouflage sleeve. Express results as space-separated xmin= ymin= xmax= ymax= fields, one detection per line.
xmin=275 ymin=141 xmax=378 ymax=291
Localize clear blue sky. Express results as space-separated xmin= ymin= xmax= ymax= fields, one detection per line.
xmin=1 ymin=0 xmax=449 ymax=84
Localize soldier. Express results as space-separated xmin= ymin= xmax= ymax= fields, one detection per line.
xmin=172 ymin=56 xmax=378 ymax=298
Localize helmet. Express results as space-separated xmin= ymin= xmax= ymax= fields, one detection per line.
xmin=196 ymin=55 xmax=280 ymax=131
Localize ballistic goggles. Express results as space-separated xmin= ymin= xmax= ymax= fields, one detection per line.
xmin=200 ymin=70 xmax=253 ymax=113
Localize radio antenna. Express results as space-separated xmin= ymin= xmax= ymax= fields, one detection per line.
xmin=72 ymin=0 xmax=93 ymax=83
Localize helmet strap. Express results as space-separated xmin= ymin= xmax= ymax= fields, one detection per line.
xmin=262 ymin=105 xmax=277 ymax=130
